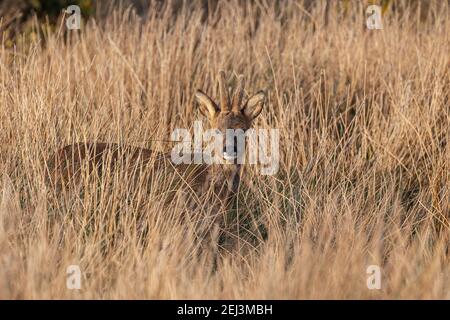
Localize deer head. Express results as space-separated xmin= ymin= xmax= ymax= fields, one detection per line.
xmin=195 ymin=71 xmax=265 ymax=163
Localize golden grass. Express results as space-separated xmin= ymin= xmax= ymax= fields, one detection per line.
xmin=0 ymin=0 xmax=449 ymax=299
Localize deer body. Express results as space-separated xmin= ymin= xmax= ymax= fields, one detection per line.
xmin=45 ymin=71 xmax=265 ymax=246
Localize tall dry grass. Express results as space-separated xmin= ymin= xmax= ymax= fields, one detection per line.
xmin=0 ymin=0 xmax=449 ymax=299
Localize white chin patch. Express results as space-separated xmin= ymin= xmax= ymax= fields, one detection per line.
xmin=223 ymin=152 xmax=237 ymax=161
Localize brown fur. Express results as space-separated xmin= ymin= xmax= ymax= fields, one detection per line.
xmin=45 ymin=71 xmax=266 ymax=248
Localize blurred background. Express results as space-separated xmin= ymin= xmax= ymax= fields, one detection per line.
xmin=0 ymin=0 xmax=444 ymax=40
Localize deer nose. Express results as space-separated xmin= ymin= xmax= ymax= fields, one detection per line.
xmin=224 ymin=136 xmax=239 ymax=153
xmin=223 ymin=141 xmax=237 ymax=161
xmin=223 ymin=144 xmax=237 ymax=154
xmin=223 ymin=145 xmax=236 ymax=156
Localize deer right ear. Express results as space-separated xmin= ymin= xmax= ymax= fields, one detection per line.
xmin=195 ymin=90 xmax=219 ymax=118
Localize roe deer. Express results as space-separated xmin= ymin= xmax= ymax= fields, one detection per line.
xmin=45 ymin=71 xmax=265 ymax=248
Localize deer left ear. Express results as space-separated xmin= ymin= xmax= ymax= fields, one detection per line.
xmin=243 ymin=91 xmax=265 ymax=120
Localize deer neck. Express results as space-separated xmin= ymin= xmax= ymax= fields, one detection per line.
xmin=208 ymin=163 xmax=242 ymax=196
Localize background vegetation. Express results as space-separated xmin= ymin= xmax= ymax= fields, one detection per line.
xmin=0 ymin=0 xmax=449 ymax=299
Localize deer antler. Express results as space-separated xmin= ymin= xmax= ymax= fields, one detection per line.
xmin=232 ymin=75 xmax=245 ymax=112
xmin=218 ymin=70 xmax=230 ymax=111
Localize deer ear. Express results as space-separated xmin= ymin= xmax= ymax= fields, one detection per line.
xmin=195 ymin=90 xmax=219 ymax=118
xmin=243 ymin=91 xmax=265 ymax=120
